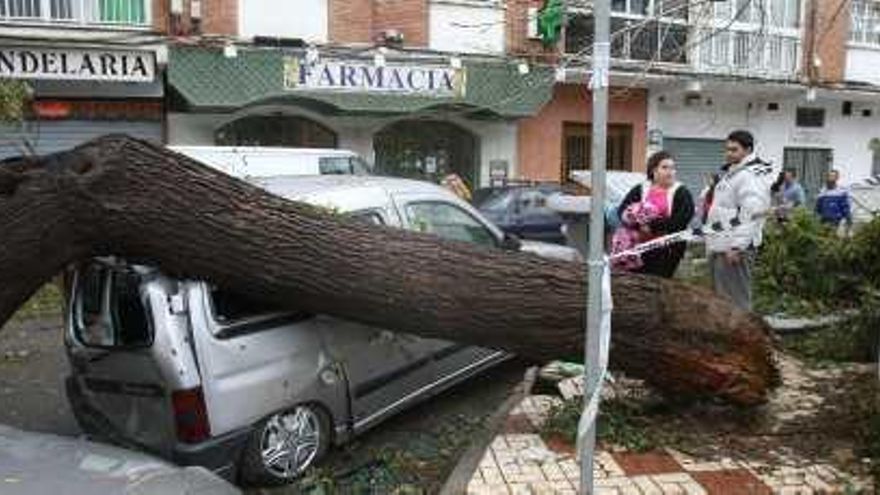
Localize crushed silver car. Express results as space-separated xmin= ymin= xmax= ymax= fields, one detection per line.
xmin=64 ymin=176 xmax=581 ymax=486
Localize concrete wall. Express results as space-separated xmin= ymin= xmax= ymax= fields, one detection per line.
xmin=167 ymin=106 xmax=518 ymax=187
xmin=239 ymin=0 xmax=327 ymax=42
xmin=517 ymin=84 xmax=648 ymax=181
xmin=429 ymin=1 xmax=505 ymax=54
xmin=647 ymin=87 xmax=880 ymax=184
xmin=846 ymin=47 xmax=880 ymax=85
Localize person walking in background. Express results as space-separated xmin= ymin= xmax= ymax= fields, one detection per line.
xmin=611 ymin=151 xmax=695 ymax=278
xmin=771 ymin=168 xmax=806 ymax=221
xmin=815 ymin=169 xmax=852 ymax=233
xmin=704 ymin=130 xmax=777 ymax=311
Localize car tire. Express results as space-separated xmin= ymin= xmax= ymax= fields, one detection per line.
xmin=239 ymin=404 xmax=332 ymax=486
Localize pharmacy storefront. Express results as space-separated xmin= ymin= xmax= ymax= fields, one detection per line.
xmin=166 ymin=45 xmax=553 ymax=188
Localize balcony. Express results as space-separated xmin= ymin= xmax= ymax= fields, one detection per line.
xmin=564 ymin=0 xmax=801 ymax=80
xmin=0 ymin=0 xmax=150 ymax=28
xmin=692 ymin=29 xmax=801 ymax=79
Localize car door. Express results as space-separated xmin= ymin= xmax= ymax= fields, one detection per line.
xmin=65 ymin=262 xmax=182 ymax=456
xmin=316 ymin=206 xmax=446 ymax=430
xmin=393 ymin=193 xmax=506 ymax=382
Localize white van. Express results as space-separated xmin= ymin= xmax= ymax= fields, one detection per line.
xmin=168 ymin=146 xmax=371 ymax=179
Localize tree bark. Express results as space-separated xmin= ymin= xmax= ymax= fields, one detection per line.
xmin=0 ymin=135 xmax=777 ymax=405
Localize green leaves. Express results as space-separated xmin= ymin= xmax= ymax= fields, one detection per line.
xmin=0 ymin=80 xmax=30 ymax=123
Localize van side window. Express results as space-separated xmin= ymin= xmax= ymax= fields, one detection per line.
xmin=74 ymin=265 xmax=152 ymax=348
xmin=210 ymin=288 xmax=286 ymax=324
xmin=319 ymin=156 xmax=355 ymax=175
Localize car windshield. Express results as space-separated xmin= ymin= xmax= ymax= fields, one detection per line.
xmin=474 ymin=189 xmax=513 ymax=211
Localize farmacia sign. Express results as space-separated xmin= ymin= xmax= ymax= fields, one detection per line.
xmin=283 ymin=58 xmax=466 ymax=97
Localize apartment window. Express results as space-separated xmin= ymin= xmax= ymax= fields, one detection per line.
xmin=1 ymin=0 xmax=147 ymax=24
xmin=712 ymin=0 xmax=800 ymax=28
xmin=851 ymin=0 xmax=880 ymax=45
xmin=796 ymin=107 xmax=826 ymax=128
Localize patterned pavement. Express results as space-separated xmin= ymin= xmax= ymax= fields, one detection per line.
xmin=465 ymin=395 xmax=874 ymax=495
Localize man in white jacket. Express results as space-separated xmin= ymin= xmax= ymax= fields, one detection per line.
xmin=704 ymin=130 xmax=777 ymax=310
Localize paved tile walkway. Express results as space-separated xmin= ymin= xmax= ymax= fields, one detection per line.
xmin=465 ymin=395 xmax=874 ymax=495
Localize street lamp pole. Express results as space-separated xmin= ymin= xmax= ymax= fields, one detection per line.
xmin=580 ymin=0 xmax=610 ymax=493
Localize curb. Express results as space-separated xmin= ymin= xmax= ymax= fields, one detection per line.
xmin=438 ymin=365 xmax=539 ymax=495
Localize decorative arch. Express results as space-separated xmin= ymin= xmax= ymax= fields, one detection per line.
xmin=215 ymin=114 xmax=337 ymax=148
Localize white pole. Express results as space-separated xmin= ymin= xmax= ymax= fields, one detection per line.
xmin=579 ymin=0 xmax=610 ymax=493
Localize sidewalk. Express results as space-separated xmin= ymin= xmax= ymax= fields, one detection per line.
xmin=465 ymin=390 xmax=874 ymax=495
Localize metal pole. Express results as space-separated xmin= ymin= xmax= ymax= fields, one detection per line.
xmin=580 ymin=0 xmax=610 ymax=493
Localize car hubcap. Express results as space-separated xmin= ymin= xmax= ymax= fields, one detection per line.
xmin=260 ymin=406 xmax=321 ymax=479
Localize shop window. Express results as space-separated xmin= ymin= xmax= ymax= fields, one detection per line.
xmin=562 ymin=123 xmax=633 ymax=182
xmin=796 ymin=108 xmax=826 ymax=128
xmin=216 ymin=115 xmax=337 ymax=148
xmin=374 ymin=120 xmax=478 ymax=188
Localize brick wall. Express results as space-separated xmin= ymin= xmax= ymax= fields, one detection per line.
xmin=803 ymin=0 xmax=850 ymax=84
xmin=201 ymin=0 xmax=238 ymax=35
xmin=151 ymin=0 xmax=168 ymax=33
xmin=372 ymin=0 xmax=428 ymax=47
xmin=329 ymin=0 xmax=373 ymax=43
xmin=506 ymin=0 xmax=555 ymax=58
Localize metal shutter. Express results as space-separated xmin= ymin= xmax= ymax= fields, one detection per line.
xmin=0 ymin=120 xmax=161 ymax=160
xmin=663 ymin=137 xmax=726 ymax=196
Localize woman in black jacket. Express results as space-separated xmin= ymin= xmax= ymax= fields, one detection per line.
xmin=615 ymin=151 xmax=695 ymax=278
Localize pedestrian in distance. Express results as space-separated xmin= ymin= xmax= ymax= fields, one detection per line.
xmin=815 ymin=169 xmax=853 ymax=235
xmin=703 ymin=130 xmax=777 ymax=311
xmin=611 ymin=151 xmax=695 ymax=278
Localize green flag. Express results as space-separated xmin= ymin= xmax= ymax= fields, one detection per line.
xmin=537 ymin=0 xmax=564 ymax=45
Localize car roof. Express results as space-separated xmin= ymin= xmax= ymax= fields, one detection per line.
xmin=250 ymin=175 xmax=460 ymax=213
xmin=169 ymin=146 xmax=355 ymax=157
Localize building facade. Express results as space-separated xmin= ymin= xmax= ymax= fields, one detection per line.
xmin=164 ymin=0 xmax=560 ymax=189
xmin=0 ymin=0 xmax=166 ymax=159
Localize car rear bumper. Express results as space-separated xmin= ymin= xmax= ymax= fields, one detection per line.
xmin=172 ymin=426 xmax=252 ymax=482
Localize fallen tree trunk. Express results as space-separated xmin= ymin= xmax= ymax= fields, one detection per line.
xmin=0 ymin=135 xmax=777 ymax=405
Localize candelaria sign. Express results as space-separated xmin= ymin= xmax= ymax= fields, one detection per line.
xmin=0 ymin=46 xmax=156 ymax=82
xmin=283 ymin=57 xmax=466 ymax=98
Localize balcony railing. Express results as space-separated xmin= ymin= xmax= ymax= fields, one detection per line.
xmin=692 ymin=29 xmax=800 ymax=79
xmin=0 ymin=0 xmax=150 ymax=27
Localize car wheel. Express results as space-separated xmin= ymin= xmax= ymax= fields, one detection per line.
xmin=240 ymin=404 xmax=331 ymax=486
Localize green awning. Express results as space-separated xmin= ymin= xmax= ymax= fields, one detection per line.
xmin=168 ymin=45 xmax=554 ymax=118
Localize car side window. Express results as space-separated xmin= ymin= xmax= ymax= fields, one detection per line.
xmin=405 ymin=201 xmax=497 ymax=247
xmin=210 ymin=288 xmax=286 ymax=324
xmin=349 ymin=210 xmax=386 ymax=225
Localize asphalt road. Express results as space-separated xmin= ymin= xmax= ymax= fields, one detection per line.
xmin=0 ymin=316 xmax=529 ymax=494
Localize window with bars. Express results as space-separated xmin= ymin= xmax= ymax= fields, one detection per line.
xmin=566 ymin=0 xmax=688 ymax=63
xmin=850 ymin=0 xmax=880 ymax=45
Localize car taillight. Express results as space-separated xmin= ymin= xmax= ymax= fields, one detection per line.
xmin=172 ymin=387 xmax=211 ymax=444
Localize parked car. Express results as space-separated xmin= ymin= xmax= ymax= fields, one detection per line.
xmin=169 ymin=146 xmax=371 ymax=179
xmin=474 ymin=183 xmax=566 ymax=244
xmin=63 ymin=176 xmax=581 ymax=487
xmin=0 ymin=424 xmax=239 ymax=494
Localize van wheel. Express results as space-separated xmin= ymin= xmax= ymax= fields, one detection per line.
xmin=240 ymin=404 xmax=331 ymax=486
